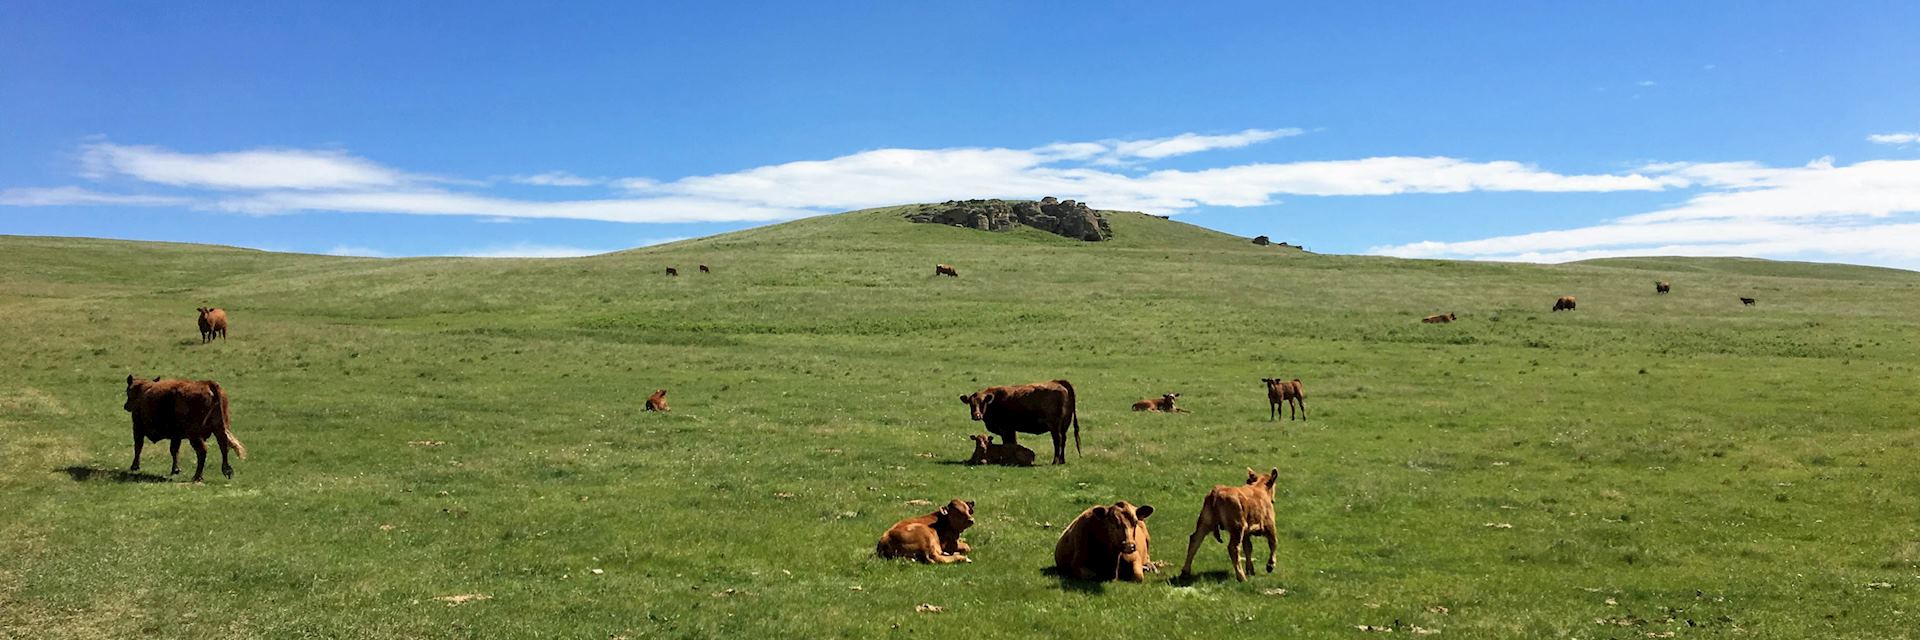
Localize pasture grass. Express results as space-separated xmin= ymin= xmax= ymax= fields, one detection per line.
xmin=2 ymin=207 xmax=1918 ymax=638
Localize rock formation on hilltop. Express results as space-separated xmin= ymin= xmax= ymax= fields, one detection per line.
xmin=905 ymin=197 xmax=1113 ymax=241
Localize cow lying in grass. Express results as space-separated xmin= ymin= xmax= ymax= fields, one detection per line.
xmin=1421 ymin=312 xmax=1456 ymax=324
xmin=966 ymin=434 xmax=1034 ymax=466
xmin=876 ymin=499 xmax=975 ymax=564
xmin=1054 ymin=501 xmax=1155 ymax=582
xmin=644 ymin=389 xmax=669 ymax=412
xmin=1131 ymin=393 xmax=1187 ymax=413
xmin=960 ymin=379 xmax=1080 ymax=464
xmin=1552 ymin=296 xmax=1577 ymax=311
xmin=1262 ymin=378 xmax=1307 ymax=421
xmin=1179 ymin=468 xmax=1280 ymax=582
xmin=123 ymin=374 xmax=247 ymax=482
xmin=196 ymin=307 xmax=227 ymax=343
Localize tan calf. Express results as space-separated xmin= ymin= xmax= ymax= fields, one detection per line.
xmin=965 ymin=434 xmax=1034 ymax=466
xmin=644 ymin=389 xmax=669 ymax=412
xmin=876 ymin=499 xmax=975 ymax=564
xmin=1179 ymin=467 xmax=1280 ymax=582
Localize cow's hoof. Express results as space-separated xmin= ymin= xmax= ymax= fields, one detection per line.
xmin=169 ymin=468 xmax=181 ymax=475
xmin=222 ymin=467 xmax=234 ymax=479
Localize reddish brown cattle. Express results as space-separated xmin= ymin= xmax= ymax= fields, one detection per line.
xmin=1179 ymin=468 xmax=1280 ymax=582
xmin=196 ymin=307 xmax=227 ymax=343
xmin=1421 ymin=312 xmax=1456 ymax=324
xmin=1656 ymin=281 xmax=1671 ymax=294
xmin=1741 ymin=297 xmax=1756 ymax=306
xmin=1131 ymin=393 xmax=1187 ymax=413
xmin=665 ymin=267 xmax=679 ymax=277
xmin=1261 ymin=378 xmax=1307 ymax=421
xmin=698 ymin=264 xmax=711 ymax=274
xmin=644 ymin=389 xmax=669 ymax=412
xmin=876 ymin=499 xmax=975 ymax=564
xmin=965 ymin=433 xmax=1035 ymax=466
xmin=960 ymin=379 xmax=1080 ymax=464
xmin=123 ymin=375 xmax=247 ymax=482
xmin=934 ymin=264 xmax=959 ymax=277
xmin=1552 ymin=296 xmax=1577 ymax=312
xmin=1054 ymin=501 xmax=1156 ymax=582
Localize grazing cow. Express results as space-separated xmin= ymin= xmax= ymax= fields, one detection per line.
xmin=1054 ymin=501 xmax=1156 ymax=582
xmin=959 ymin=379 xmax=1080 ymax=464
xmin=934 ymin=264 xmax=960 ymax=277
xmin=966 ymin=434 xmax=1035 ymax=466
xmin=1552 ymin=296 xmax=1577 ymax=312
xmin=644 ymin=389 xmax=669 ymax=412
xmin=1656 ymin=281 xmax=1671 ymax=294
xmin=698 ymin=264 xmax=711 ymax=274
xmin=123 ymin=375 xmax=247 ymax=482
xmin=665 ymin=267 xmax=679 ymax=277
xmin=1421 ymin=312 xmax=1456 ymax=324
xmin=1261 ymin=378 xmax=1307 ymax=421
xmin=196 ymin=307 xmax=227 ymax=343
xmin=1741 ymin=297 xmax=1757 ymax=306
xmin=1131 ymin=393 xmax=1188 ymax=413
xmin=876 ymin=499 xmax=975 ymax=564
xmin=1179 ymin=468 xmax=1280 ymax=582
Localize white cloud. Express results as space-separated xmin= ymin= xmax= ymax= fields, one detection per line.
xmin=0 ymin=186 xmax=189 ymax=206
xmin=207 ymin=189 xmax=813 ymax=223
xmin=1106 ymin=128 xmax=1304 ymax=160
xmin=509 ymin=171 xmax=599 ymax=187
xmin=1637 ymin=80 xmax=1657 ymax=87
xmin=81 ymin=142 xmax=410 ymax=190
xmin=1868 ymin=132 xmax=1920 ymax=145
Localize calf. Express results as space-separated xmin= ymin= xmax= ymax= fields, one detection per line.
xmin=1421 ymin=312 xmax=1456 ymax=324
xmin=934 ymin=264 xmax=960 ymax=277
xmin=698 ymin=264 xmax=711 ymax=274
xmin=196 ymin=307 xmax=228 ymax=343
xmin=1261 ymin=378 xmax=1307 ymax=421
xmin=876 ymin=499 xmax=975 ymax=564
xmin=1131 ymin=393 xmax=1188 ymax=413
xmin=665 ymin=267 xmax=679 ymax=277
xmin=1179 ymin=468 xmax=1280 ymax=582
xmin=966 ymin=434 xmax=1034 ymax=466
xmin=1656 ymin=281 xmax=1671 ymax=294
xmin=960 ymin=379 xmax=1080 ymax=464
xmin=1054 ymin=501 xmax=1156 ymax=582
xmin=1741 ymin=297 xmax=1757 ymax=306
xmin=644 ymin=389 xmax=669 ymax=412
xmin=123 ymin=374 xmax=248 ymax=482
xmin=1552 ymin=296 xmax=1577 ymax=312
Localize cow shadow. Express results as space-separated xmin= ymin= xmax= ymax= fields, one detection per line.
xmin=56 ymin=465 xmax=168 ymax=483
xmin=1168 ymin=569 xmax=1240 ymax=587
xmin=1038 ymin=567 xmax=1107 ymax=594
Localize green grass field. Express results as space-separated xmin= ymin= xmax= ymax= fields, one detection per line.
xmin=3 ymin=206 xmax=1918 ymax=638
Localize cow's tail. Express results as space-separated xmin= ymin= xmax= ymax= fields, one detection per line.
xmin=1199 ymin=494 xmax=1224 ymax=542
xmin=206 ymin=381 xmax=247 ymax=459
xmin=1056 ymin=379 xmax=1081 ymax=455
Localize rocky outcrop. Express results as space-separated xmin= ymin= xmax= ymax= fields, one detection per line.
xmin=905 ymin=198 xmax=1113 ymax=241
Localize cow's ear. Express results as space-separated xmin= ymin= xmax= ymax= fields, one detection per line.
xmin=1135 ymin=505 xmax=1153 ymax=520
xmin=965 ymin=500 xmax=975 ymax=511
xmin=1246 ymin=467 xmax=1259 ymax=484
xmin=1090 ymin=505 xmax=1109 ymax=519
xmin=937 ymin=506 xmax=950 ymax=516
xmin=126 ymin=374 xmax=134 ymax=386
xmin=980 ymin=392 xmax=996 ymax=405
xmin=959 ymin=394 xmax=970 ymax=404
xmin=1267 ymin=468 xmax=1280 ymax=488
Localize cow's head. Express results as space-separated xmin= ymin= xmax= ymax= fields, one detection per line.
xmin=651 ymin=389 xmax=667 ymax=398
xmin=937 ymin=498 xmax=976 ymax=532
xmin=123 ymin=374 xmax=156 ymax=412
xmin=959 ymin=389 xmax=998 ymax=421
xmin=1161 ymin=392 xmax=1180 ymax=404
xmin=1245 ymin=467 xmax=1280 ymax=497
xmin=196 ymin=307 xmax=210 ymax=316
xmin=1095 ymin=501 xmax=1156 ymax=582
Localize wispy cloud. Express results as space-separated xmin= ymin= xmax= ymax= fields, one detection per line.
xmin=1868 ymin=132 xmax=1920 ymax=146
xmin=80 ymin=142 xmax=413 ymax=190
xmin=508 ymin=171 xmax=599 ymax=187
xmin=0 ymin=186 xmax=189 ymax=207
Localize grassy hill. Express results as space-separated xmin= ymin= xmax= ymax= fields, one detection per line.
xmin=3 ymin=206 xmax=1918 ymax=638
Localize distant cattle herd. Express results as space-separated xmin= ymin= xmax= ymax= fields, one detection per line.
xmin=127 ymin=261 xmax=1772 ymax=583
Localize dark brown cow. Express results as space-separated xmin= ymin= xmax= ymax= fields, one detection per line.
xmin=644 ymin=389 xmax=669 ymax=412
xmin=960 ymin=380 xmax=1080 ymax=464
xmin=1054 ymin=501 xmax=1156 ymax=582
xmin=1131 ymin=393 xmax=1187 ymax=413
xmin=123 ymin=375 xmax=247 ymax=482
xmin=965 ymin=434 xmax=1034 ymax=466
xmin=698 ymin=264 xmax=711 ymax=274
xmin=665 ymin=267 xmax=679 ymax=277
xmin=1656 ymin=281 xmax=1671 ymax=294
xmin=1421 ymin=312 xmax=1456 ymax=324
xmin=196 ymin=307 xmax=227 ymax=343
xmin=1552 ymin=296 xmax=1577 ymax=312
xmin=1741 ymin=297 xmax=1756 ymax=306
xmin=1261 ymin=378 xmax=1307 ymax=421
xmin=1179 ymin=468 xmax=1280 ymax=582
xmin=934 ymin=264 xmax=959 ymax=277
xmin=876 ymin=499 xmax=975 ymax=564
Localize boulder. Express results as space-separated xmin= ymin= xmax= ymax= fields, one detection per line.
xmin=906 ymin=198 xmax=1112 ymax=241
xmin=1252 ymin=235 xmax=1271 ymax=246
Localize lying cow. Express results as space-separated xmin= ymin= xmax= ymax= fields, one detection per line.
xmin=934 ymin=264 xmax=959 ymax=277
xmin=966 ymin=434 xmax=1034 ymax=466
xmin=1656 ymin=281 xmax=1671 ymax=294
xmin=1179 ymin=467 xmax=1280 ymax=582
xmin=960 ymin=379 xmax=1080 ymax=464
xmin=1054 ymin=501 xmax=1155 ymax=582
xmin=196 ymin=307 xmax=227 ymax=343
xmin=1261 ymin=378 xmax=1307 ymax=421
xmin=876 ymin=498 xmax=975 ymax=564
xmin=644 ymin=389 xmax=669 ymax=412
xmin=123 ymin=374 xmax=248 ymax=482
xmin=1552 ymin=296 xmax=1577 ymax=312
xmin=1421 ymin=312 xmax=1456 ymax=324
xmin=1131 ymin=393 xmax=1188 ymax=413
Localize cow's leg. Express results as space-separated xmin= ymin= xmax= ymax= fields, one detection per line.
xmin=1051 ymin=429 xmax=1067 ymax=465
xmin=1226 ymin=528 xmax=1248 ymax=581
xmin=216 ymin=435 xmax=234 ymax=479
xmin=948 ymin=538 xmax=971 ymax=555
xmin=1300 ymin=399 xmax=1308 ymax=421
xmin=923 ymin=549 xmax=970 ymax=564
xmin=188 ymin=436 xmax=208 ymax=482
xmin=167 ymin=438 xmax=183 ymax=475
xmin=130 ymin=431 xmax=144 ymax=472
xmin=1241 ymin=532 xmax=1256 ymax=577
xmin=1179 ymin=528 xmax=1208 ymax=578
xmin=1264 ymin=531 xmax=1279 ymax=573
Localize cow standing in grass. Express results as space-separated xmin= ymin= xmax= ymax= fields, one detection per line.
xmin=1552 ymin=296 xmax=1577 ymax=312
xmin=934 ymin=264 xmax=959 ymax=277
xmin=665 ymin=267 xmax=678 ymax=277
xmin=196 ymin=307 xmax=227 ymax=343
xmin=1656 ymin=281 xmax=1671 ymax=294
xmin=1741 ymin=297 xmax=1757 ymax=306
xmin=1179 ymin=468 xmax=1280 ymax=582
xmin=1262 ymin=378 xmax=1307 ymax=421
xmin=960 ymin=380 xmax=1080 ymax=464
xmin=698 ymin=265 xmax=711 ymax=274
xmin=123 ymin=375 xmax=247 ymax=482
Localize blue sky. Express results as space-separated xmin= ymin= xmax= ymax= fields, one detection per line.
xmin=4 ymin=2 xmax=1919 ymax=266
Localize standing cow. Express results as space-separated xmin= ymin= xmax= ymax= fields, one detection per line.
xmin=698 ymin=264 xmax=711 ymax=274
xmin=196 ymin=307 xmax=227 ymax=343
xmin=1655 ymin=281 xmax=1671 ymax=294
xmin=123 ymin=375 xmax=247 ymax=482
xmin=1552 ymin=296 xmax=1577 ymax=312
xmin=959 ymin=379 xmax=1080 ymax=464
xmin=934 ymin=264 xmax=960 ymax=277
xmin=1179 ymin=468 xmax=1280 ymax=582
xmin=1261 ymin=378 xmax=1307 ymax=421
xmin=665 ymin=267 xmax=679 ymax=277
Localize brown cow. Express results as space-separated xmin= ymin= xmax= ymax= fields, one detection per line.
xmin=1421 ymin=312 xmax=1456 ymax=324
xmin=1656 ymin=281 xmax=1671 ymax=294
xmin=1552 ymin=296 xmax=1577 ymax=311
xmin=1740 ymin=297 xmax=1756 ymax=306
xmin=123 ymin=375 xmax=247 ymax=482
xmin=644 ymin=389 xmax=669 ymax=412
xmin=1131 ymin=393 xmax=1188 ymax=413
xmin=196 ymin=307 xmax=227 ymax=343
xmin=965 ymin=434 xmax=1035 ymax=466
xmin=960 ymin=379 xmax=1080 ymax=464
xmin=665 ymin=267 xmax=679 ymax=277
xmin=1261 ymin=378 xmax=1307 ymax=421
xmin=876 ymin=498 xmax=975 ymax=564
xmin=1179 ymin=468 xmax=1280 ymax=582
xmin=934 ymin=264 xmax=959 ymax=277
xmin=698 ymin=264 xmax=711 ymax=274
xmin=1054 ymin=501 xmax=1156 ymax=582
